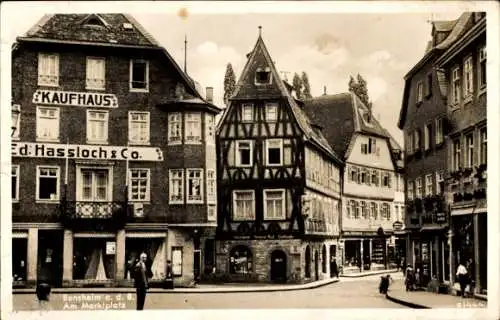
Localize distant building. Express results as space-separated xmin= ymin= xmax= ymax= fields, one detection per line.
xmin=435 ymin=12 xmax=486 ymax=294
xmin=304 ymin=93 xmax=404 ymax=273
xmin=11 ymin=13 xmax=221 ymax=288
xmin=398 ymin=12 xmax=482 ymax=288
xmin=215 ymin=31 xmax=343 ymax=283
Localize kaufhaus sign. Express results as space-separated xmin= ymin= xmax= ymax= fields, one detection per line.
xmin=33 ymin=90 xmax=118 ymax=108
xmin=12 ymin=142 xmax=163 ymax=162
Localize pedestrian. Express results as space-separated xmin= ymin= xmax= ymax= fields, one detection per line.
xmin=134 ymin=252 xmax=149 ymax=310
xmin=415 ymin=268 xmax=421 ymax=289
xmin=332 ymin=258 xmax=339 ymax=278
xmin=405 ymin=265 xmax=414 ymax=292
xmin=456 ymin=261 xmax=468 ymax=298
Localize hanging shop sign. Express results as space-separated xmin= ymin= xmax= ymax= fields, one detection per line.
xmin=33 ymin=90 xmax=118 ymax=108
xmin=12 ymin=142 xmax=163 ymax=162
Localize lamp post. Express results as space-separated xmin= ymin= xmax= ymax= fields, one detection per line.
xmin=11 ymin=104 xmax=20 ymax=137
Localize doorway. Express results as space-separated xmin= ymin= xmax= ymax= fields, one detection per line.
xmin=329 ymin=245 xmax=337 ymax=278
xmin=305 ymin=246 xmax=311 ymax=278
xmin=314 ymin=251 xmax=319 ymax=281
xmin=37 ymin=230 xmax=63 ymax=287
xmin=270 ymin=250 xmax=287 ymax=282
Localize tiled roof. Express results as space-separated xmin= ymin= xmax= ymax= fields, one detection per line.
xmin=20 ymin=13 xmax=159 ymax=47
xmin=303 ymin=92 xmax=392 ymax=160
xmin=223 ymin=35 xmax=341 ymax=162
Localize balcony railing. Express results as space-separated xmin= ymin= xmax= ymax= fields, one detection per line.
xmin=305 ymin=218 xmax=327 ymax=234
xmin=61 ymin=201 xmax=127 ymax=229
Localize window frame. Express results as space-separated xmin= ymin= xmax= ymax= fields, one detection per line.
xmin=186 ymin=168 xmax=204 ymax=204
xmin=465 ymin=133 xmax=474 ymax=168
xmin=12 ymin=165 xmax=19 ymax=202
xmin=265 ymin=102 xmax=278 ymax=122
xmin=36 ymin=106 xmax=60 ymax=142
xmin=263 ymin=189 xmax=286 ymax=220
xmin=86 ymin=109 xmax=109 ymax=144
xmin=463 ymin=56 xmax=474 ymax=99
xmin=235 ymin=140 xmax=253 ymax=167
xmin=85 ymin=56 xmax=106 ymax=90
xmin=436 ymin=171 xmax=444 ymax=195
xmin=425 ymin=72 xmax=433 ymax=98
xmin=407 ymin=180 xmax=414 ymax=201
xmin=128 ymin=111 xmax=150 ymax=145
xmin=451 ymin=66 xmax=461 ymax=105
xmin=128 ymin=168 xmax=150 ymax=202
xmin=478 ymin=46 xmax=487 ymax=89
xmin=415 ymin=178 xmax=422 ymax=198
xmin=169 ymin=169 xmax=184 ymax=204
xmin=232 ymin=190 xmax=256 ymax=221
xmin=413 ymin=129 xmax=421 ymax=152
xmin=479 ymin=126 xmax=487 ymax=165
xmin=36 ymin=165 xmax=60 ymax=203
xmin=265 ymin=139 xmax=283 ymax=166
xmin=241 ymin=103 xmax=254 ymax=122
xmin=416 ymin=81 xmax=424 ymax=103
xmin=435 ymin=118 xmax=444 ymax=145
xmin=185 ymin=112 xmax=202 ymax=144
xmin=255 ymin=67 xmax=272 ymax=85
xmin=453 ymin=138 xmax=461 ymax=171
xmin=425 ymin=174 xmax=433 ymax=197
xmin=129 ymin=59 xmax=149 ymax=92
xmin=168 ymin=112 xmax=182 ymax=145
xmin=75 ymin=165 xmax=113 ymax=202
xmin=38 ymin=53 xmax=59 ymax=87
xmin=206 ymin=169 xmax=216 ymax=204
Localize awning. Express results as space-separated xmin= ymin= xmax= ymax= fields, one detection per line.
xmin=420 ymin=225 xmax=447 ymax=232
xmin=451 ymin=206 xmax=487 ymax=216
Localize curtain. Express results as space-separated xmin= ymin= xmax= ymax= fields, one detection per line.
xmin=151 ymin=241 xmax=165 ymax=279
xmin=84 ymin=248 xmax=99 ymax=279
xmin=96 ymin=249 xmax=107 ymax=280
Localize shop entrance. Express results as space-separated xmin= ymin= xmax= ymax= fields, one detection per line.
xmin=37 ymin=230 xmax=63 ymax=287
xmin=314 ymin=251 xmax=319 ymax=281
xmin=270 ymin=250 xmax=287 ymax=282
xmin=304 ymin=246 xmax=311 ymax=278
xmin=329 ymin=245 xmax=337 ymax=278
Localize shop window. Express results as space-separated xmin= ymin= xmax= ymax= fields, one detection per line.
xmin=130 ymin=59 xmax=149 ymax=91
xmin=36 ymin=166 xmax=60 ymax=202
xmin=12 ymin=238 xmax=27 ymax=282
xmin=125 ymin=238 xmax=165 ymax=280
xmin=73 ymin=238 xmax=115 ymax=280
xmin=229 ymin=246 xmax=253 ymax=274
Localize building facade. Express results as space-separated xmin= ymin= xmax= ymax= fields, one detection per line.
xmin=215 ymin=32 xmax=343 ymax=283
xmin=11 ymin=14 xmax=221 ymax=288
xmin=436 ymin=12 xmax=486 ymax=294
xmin=304 ymin=93 xmax=402 ymax=274
xmin=397 ymin=12 xmax=476 ymax=286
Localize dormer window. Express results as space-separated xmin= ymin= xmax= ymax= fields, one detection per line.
xmin=255 ymin=67 xmax=271 ymax=85
xmin=80 ymin=14 xmax=108 ymax=29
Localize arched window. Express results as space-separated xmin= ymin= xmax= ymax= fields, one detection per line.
xmin=322 ymin=245 xmax=327 ymax=273
xmin=229 ymin=246 xmax=253 ymax=274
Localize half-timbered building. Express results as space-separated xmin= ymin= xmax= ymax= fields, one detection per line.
xmin=215 ymin=31 xmax=343 ymax=283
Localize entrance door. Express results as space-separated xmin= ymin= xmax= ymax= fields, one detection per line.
xmin=270 ymin=250 xmax=287 ymax=282
xmin=329 ymin=245 xmax=337 ymax=278
xmin=314 ymin=251 xmax=319 ymax=281
xmin=37 ymin=230 xmax=63 ymax=287
xmin=305 ymin=246 xmax=311 ymax=278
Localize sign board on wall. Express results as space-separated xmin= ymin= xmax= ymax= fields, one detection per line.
xmin=33 ymin=90 xmax=118 ymax=108
xmin=12 ymin=142 xmax=163 ymax=162
xmin=106 ymin=241 xmax=116 ymax=255
xmin=172 ymin=247 xmax=183 ymax=276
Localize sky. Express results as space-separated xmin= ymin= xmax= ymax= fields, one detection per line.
xmin=0 ymin=2 xmax=477 ymax=146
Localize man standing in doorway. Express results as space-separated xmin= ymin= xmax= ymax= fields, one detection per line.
xmin=456 ymin=261 xmax=469 ymax=298
xmin=134 ymin=252 xmax=149 ymax=310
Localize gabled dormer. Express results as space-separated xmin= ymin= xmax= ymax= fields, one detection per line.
xmin=78 ymin=14 xmax=110 ymax=29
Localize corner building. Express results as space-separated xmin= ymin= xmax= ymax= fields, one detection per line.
xmin=11 ymin=14 xmax=221 ymax=288
xmin=215 ymin=32 xmax=343 ymax=283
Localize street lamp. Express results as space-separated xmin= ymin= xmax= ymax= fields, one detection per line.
xmin=11 ymin=104 xmax=20 ymax=137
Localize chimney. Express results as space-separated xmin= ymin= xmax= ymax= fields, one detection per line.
xmin=323 ymin=86 xmax=327 ymax=96
xmin=206 ymin=87 xmax=214 ymax=103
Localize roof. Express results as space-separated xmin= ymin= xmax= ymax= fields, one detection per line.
xmin=397 ymin=12 xmax=474 ymax=129
xmin=20 ymin=13 xmax=159 ymax=47
xmin=432 ymin=20 xmax=457 ymax=32
xmin=303 ymin=92 xmax=391 ymax=159
xmin=219 ymin=34 xmax=342 ymax=163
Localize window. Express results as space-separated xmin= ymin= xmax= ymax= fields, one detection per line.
xmin=36 ymin=107 xmax=59 ymax=141
xmin=350 ymin=166 xmax=358 ymax=182
xmin=452 ymin=67 xmax=461 ymax=104
xmin=12 ymin=165 xmax=19 ymax=201
xmin=265 ymin=103 xmax=278 ymax=121
xmin=242 ymin=103 xmax=253 ymax=122
xmin=186 ymin=169 xmax=203 ymax=203
xmin=436 ymin=171 xmax=444 ymax=195
xmin=230 ymin=246 xmax=253 ymax=274
xmin=425 ymin=174 xmax=433 ymax=196
xmin=395 ymin=206 xmax=400 ymax=222
xmin=236 ymin=141 xmax=253 ymax=166
xmin=353 ymin=201 xmax=360 ymax=219
xmin=79 ymin=169 xmax=109 ymax=201
xmin=382 ymin=203 xmax=391 ymax=220
xmin=255 ymin=68 xmax=271 ymax=84
xmin=424 ymin=123 xmax=432 ymax=150
xmin=87 ymin=110 xmax=108 ymax=143
xmin=415 ymin=178 xmax=422 ymax=198
xmin=382 ymin=172 xmax=391 ymax=188
xmin=86 ymin=57 xmax=105 ymax=90
xmin=264 ymin=189 xmax=285 ymax=220
xmin=128 ymin=112 xmax=149 ymax=144
xmin=463 ymin=57 xmax=473 ymax=98
xmin=407 ymin=181 xmax=414 ymax=200
xmin=479 ymin=46 xmax=486 ymax=88
xmin=360 ymin=169 xmax=367 ymax=184
xmin=38 ymin=53 xmax=59 ymax=86
xmin=233 ymin=190 xmax=255 ymax=220
xmin=361 ymin=143 xmax=368 ymax=154
xmin=207 ymin=169 xmax=216 ymax=203
xmin=425 ymin=73 xmax=432 ymax=97
xmin=435 ymin=118 xmax=444 ymax=145
xmin=128 ymin=169 xmax=150 ymax=201
xmin=12 ymin=105 xmax=20 ymax=140
xmin=453 ymin=139 xmax=461 ymax=171
xmin=417 ymin=81 xmax=424 ymax=103
xmin=36 ymin=166 xmax=59 ymax=201
xmin=465 ymin=133 xmax=474 ymax=168
xmin=168 ymin=113 xmax=182 ymax=144
xmin=169 ymin=169 xmax=184 ymax=204
xmin=479 ymin=127 xmax=487 ymax=165
xmin=413 ymin=129 xmax=421 ymax=152
xmin=407 ymin=132 xmax=414 ymax=154
xmin=266 ymin=139 xmax=283 ymax=166
xmin=171 ymin=247 xmax=183 ymax=276
xmin=185 ymin=112 xmax=202 ymax=143
xmin=361 ymin=201 xmax=368 ymax=219
xmin=370 ymin=202 xmax=377 ymax=219
xmin=368 ymin=138 xmax=377 ymax=154
xmin=206 ymin=114 xmax=215 ymax=145
xmin=130 ymin=59 xmax=149 ymax=91
xmin=371 ymin=170 xmax=379 ymax=186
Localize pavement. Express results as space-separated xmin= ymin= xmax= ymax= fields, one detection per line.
xmin=340 ymin=268 xmax=398 ymax=278
xmin=385 ymin=279 xmax=488 ymax=309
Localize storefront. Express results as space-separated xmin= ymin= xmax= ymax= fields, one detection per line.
xmin=73 ymin=235 xmax=116 ymax=282
xmin=124 ymin=235 xmax=166 ymax=281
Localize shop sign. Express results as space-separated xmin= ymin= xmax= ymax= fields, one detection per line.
xmin=435 ymin=212 xmax=447 ymax=223
xmin=106 ymin=241 xmax=116 ymax=255
xmin=33 ymin=89 xmax=118 ymax=108
xmin=12 ymin=142 xmax=163 ymax=162
xmin=393 ymin=221 xmax=403 ymax=231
